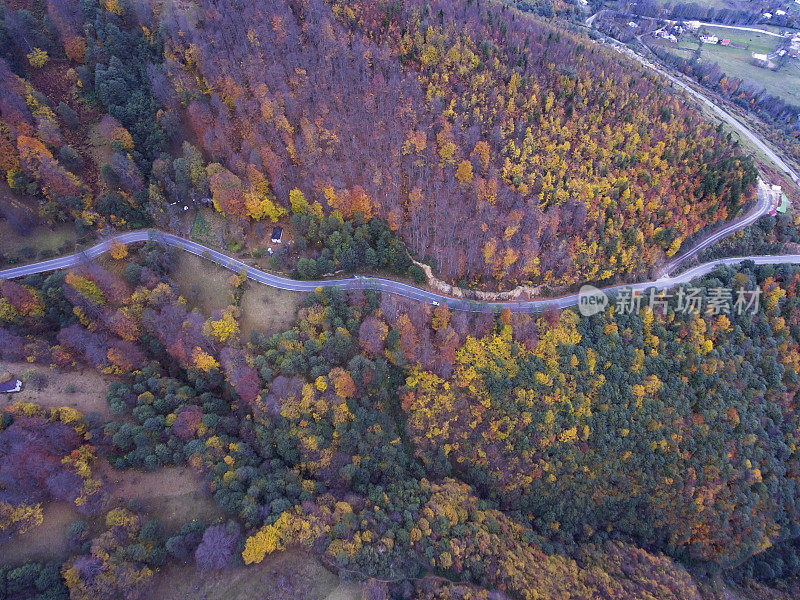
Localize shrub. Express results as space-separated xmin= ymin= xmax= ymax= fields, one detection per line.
xmin=57 ymin=102 xmax=80 ymax=129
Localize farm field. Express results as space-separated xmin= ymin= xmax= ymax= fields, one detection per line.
xmin=699 ymin=43 xmax=800 ymax=105
xmin=703 ymin=25 xmax=780 ymax=54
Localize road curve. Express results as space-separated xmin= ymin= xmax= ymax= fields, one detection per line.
xmin=659 ymin=179 xmax=772 ymax=276
xmin=1 ymin=229 xmax=798 ymax=313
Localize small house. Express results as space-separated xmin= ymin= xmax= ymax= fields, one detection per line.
xmin=776 ymin=9 xmax=787 ymax=16
xmin=627 ymin=21 xmax=638 ymax=28
xmin=0 ymin=379 xmax=22 ymax=393
xmin=762 ymin=12 xmax=773 ymax=19
xmin=701 ymin=35 xmax=719 ymax=44
xmin=751 ymin=53 xmax=776 ymax=68
xmin=271 ymin=226 xmax=283 ymax=244
xmin=721 ymin=38 xmax=731 ymax=46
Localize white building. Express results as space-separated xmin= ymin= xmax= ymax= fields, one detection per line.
xmin=763 ymin=12 xmax=773 ymax=19
xmin=701 ymin=35 xmax=719 ymax=44
xmin=0 ymin=379 xmax=22 ymax=393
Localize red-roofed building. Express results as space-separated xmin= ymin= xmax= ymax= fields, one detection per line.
xmin=721 ymin=38 xmax=731 ymax=46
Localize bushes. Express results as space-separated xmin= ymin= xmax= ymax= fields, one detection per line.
xmin=57 ymin=146 xmax=83 ymax=173
xmin=0 ymin=562 xmax=68 ymax=600
xmin=409 ymin=264 xmax=427 ymax=285
xmin=290 ymin=212 xmax=412 ymax=279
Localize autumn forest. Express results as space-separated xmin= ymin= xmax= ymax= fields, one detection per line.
xmin=1 ymin=0 xmax=798 ymax=598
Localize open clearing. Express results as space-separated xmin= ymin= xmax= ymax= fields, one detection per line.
xmin=98 ymin=462 xmax=224 ymax=530
xmin=151 ymin=551 xmax=361 ymax=600
xmin=0 ymin=502 xmax=81 ymax=565
xmin=170 ymin=252 xmax=235 ymax=315
xmin=698 ymin=45 xmax=800 ymax=106
xmin=170 ymin=250 xmax=304 ymax=334
xmin=0 ymin=219 xmax=77 ymax=266
xmin=0 ymin=361 xmax=112 ymax=418
xmin=703 ymin=26 xmax=779 ymax=54
xmin=239 ymin=285 xmax=305 ymax=339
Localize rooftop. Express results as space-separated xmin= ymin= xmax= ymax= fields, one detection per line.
xmin=0 ymin=379 xmax=22 ymax=393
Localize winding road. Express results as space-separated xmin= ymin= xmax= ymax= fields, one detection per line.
xmin=1 ymin=23 xmax=797 ymax=314
xmin=658 ymin=179 xmax=772 ymax=276
xmin=0 ymin=225 xmax=797 ymax=313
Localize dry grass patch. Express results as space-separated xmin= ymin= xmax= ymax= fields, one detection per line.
xmin=239 ymin=286 xmax=304 ymax=339
xmin=0 ymin=361 xmax=112 ymax=419
xmin=151 ymin=550 xmax=359 ymax=600
xmin=170 ymin=252 xmax=235 ymax=316
xmin=98 ymin=462 xmax=223 ymax=530
xmin=0 ymin=502 xmax=81 ymax=565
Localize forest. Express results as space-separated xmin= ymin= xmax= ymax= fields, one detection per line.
xmin=0 ymin=0 xmax=758 ymax=291
xmin=2 ymin=0 xmax=800 ymax=598
xmin=4 ymin=231 xmax=800 ymax=598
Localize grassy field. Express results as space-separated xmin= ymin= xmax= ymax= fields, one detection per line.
xmin=170 ymin=250 xmax=304 ymax=334
xmin=240 ymin=286 xmax=305 ymax=339
xmin=703 ymin=26 xmax=779 ymax=54
xmin=99 ymin=462 xmax=224 ymax=530
xmin=699 ymin=44 xmax=800 ymax=105
xmin=170 ymin=252 xmax=236 ymax=315
xmin=0 ymin=465 xmax=223 ymax=566
xmin=0 ymin=502 xmax=82 ymax=565
xmin=651 ymin=37 xmax=697 ymax=59
xmin=0 ymin=361 xmax=112 ymax=418
xmin=151 ymin=551 xmax=361 ymax=600
xmin=0 ymin=220 xmax=77 ymax=264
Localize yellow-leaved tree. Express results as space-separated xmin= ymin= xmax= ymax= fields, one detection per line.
xmin=204 ymin=307 xmax=240 ymax=343
xmin=242 ymin=521 xmax=283 ymax=564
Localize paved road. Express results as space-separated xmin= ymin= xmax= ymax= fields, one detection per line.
xmin=667 ymin=20 xmax=785 ymax=38
xmin=1 ymin=31 xmax=795 ymax=314
xmin=2 ymin=229 xmax=799 ymax=313
xmin=658 ymin=179 xmax=773 ymax=276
